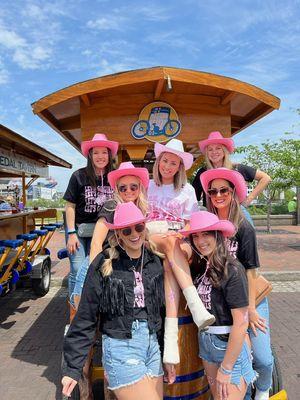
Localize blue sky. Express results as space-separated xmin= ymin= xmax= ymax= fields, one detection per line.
xmin=0 ymin=0 xmax=299 ymax=191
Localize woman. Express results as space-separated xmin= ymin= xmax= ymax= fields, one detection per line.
xmin=63 ymin=133 xmax=118 ymax=306
xmin=147 ymin=138 xmax=214 ymax=367
xmin=175 ymin=210 xmax=256 ymax=400
xmin=62 ymin=202 xmax=165 ymax=400
xmin=192 ymin=131 xmax=271 ymax=208
xmin=72 ymin=161 xmax=149 ymax=309
xmin=201 ymin=167 xmax=273 ymax=400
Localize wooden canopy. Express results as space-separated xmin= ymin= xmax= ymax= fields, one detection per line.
xmin=31 ymin=66 xmax=280 ymax=160
xmin=0 ymin=124 xmax=72 ymax=178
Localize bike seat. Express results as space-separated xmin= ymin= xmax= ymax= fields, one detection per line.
xmin=0 ymin=239 xmax=24 ymax=249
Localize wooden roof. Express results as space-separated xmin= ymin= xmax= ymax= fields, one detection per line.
xmin=0 ymin=124 xmax=72 ymax=170
xmin=31 ymin=66 xmax=280 ymax=153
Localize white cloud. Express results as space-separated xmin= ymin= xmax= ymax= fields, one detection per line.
xmin=87 ymin=16 xmax=126 ymax=31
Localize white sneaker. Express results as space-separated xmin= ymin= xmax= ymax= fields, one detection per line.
xmin=255 ymin=389 xmax=269 ymax=400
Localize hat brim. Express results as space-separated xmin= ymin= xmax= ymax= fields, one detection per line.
xmin=199 ymin=138 xmax=234 ymax=154
xmin=105 ymin=216 xmax=148 ymax=230
xmin=179 ymin=220 xmax=235 ymax=238
xmin=200 ymin=169 xmax=247 ymax=203
xmin=154 ymin=143 xmax=193 ymax=170
xmin=81 ymin=140 xmax=119 ymax=157
xmin=108 ymin=168 xmax=149 ymax=189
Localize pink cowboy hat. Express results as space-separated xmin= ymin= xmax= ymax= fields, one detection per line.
xmin=154 ymin=139 xmax=193 ymax=170
xmin=108 ymin=162 xmax=149 ymax=190
xmin=179 ymin=210 xmax=235 ymax=237
xmin=200 ymin=168 xmax=247 ymax=203
xmin=105 ymin=202 xmax=147 ymax=230
xmin=81 ymin=133 xmax=119 ymax=157
xmin=199 ymin=131 xmax=235 ymax=154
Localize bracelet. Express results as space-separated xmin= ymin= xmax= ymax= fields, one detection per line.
xmin=219 ymin=364 xmax=232 ymax=375
xmin=67 ymin=230 xmax=77 ymax=235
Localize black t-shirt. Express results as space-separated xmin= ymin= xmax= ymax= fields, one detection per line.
xmin=193 ymin=261 xmax=249 ymax=326
xmin=227 ymin=219 xmax=260 ymax=270
xmin=63 ymin=168 xmax=114 ymax=224
xmin=192 ymin=164 xmax=257 ymax=204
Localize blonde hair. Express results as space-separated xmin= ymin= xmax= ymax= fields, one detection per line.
xmin=205 ymin=145 xmax=233 ymax=170
xmin=114 ymin=177 xmax=148 ymax=216
xmin=153 ymin=152 xmax=187 ymax=191
xmin=101 ymin=230 xmax=163 ymax=277
xmin=206 ymin=181 xmax=245 ymax=230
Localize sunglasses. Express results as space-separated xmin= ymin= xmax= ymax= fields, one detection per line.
xmin=207 ymin=187 xmax=233 ymax=198
xmin=118 ymin=183 xmax=139 ymax=193
xmin=121 ymin=223 xmax=145 ymax=236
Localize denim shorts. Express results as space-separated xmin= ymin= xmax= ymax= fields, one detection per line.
xmin=198 ymin=332 xmax=256 ymax=387
xmin=102 ymin=320 xmax=163 ymax=390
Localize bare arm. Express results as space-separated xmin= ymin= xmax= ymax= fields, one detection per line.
xmin=247 ymin=268 xmax=267 ymax=335
xmin=215 ymin=306 xmax=249 ymax=398
xmin=65 ymin=201 xmax=80 ymax=254
xmin=90 ymin=218 xmax=109 ymax=262
xmin=244 ymin=169 xmax=271 ymax=206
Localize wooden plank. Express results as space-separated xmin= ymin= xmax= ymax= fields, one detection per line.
xmin=0 ymin=123 xmax=71 ymax=169
xmin=221 ymin=91 xmax=237 ymax=105
xmin=154 ymin=79 xmax=165 ymax=100
xmin=231 ymin=115 xmax=243 ymax=130
xmin=81 ymin=94 xmax=91 ymax=107
xmin=59 ymin=115 xmax=81 ymax=131
xmin=32 ymin=66 xmax=280 ymax=115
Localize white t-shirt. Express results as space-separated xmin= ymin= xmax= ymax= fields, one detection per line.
xmin=148 ymin=180 xmax=198 ymax=229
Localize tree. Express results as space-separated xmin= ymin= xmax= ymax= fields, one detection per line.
xmin=236 ymin=138 xmax=300 ymax=232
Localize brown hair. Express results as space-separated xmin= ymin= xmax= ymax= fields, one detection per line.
xmin=190 ymin=231 xmax=238 ymax=288
xmin=206 ymin=180 xmax=245 ymax=229
xmin=152 ymin=152 xmax=187 ymax=191
xmin=86 ymin=148 xmax=115 ymax=187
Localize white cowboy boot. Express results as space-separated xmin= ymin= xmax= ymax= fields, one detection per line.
xmin=183 ymin=286 xmax=215 ymax=330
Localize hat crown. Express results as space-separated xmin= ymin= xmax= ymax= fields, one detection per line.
xmin=117 ymin=161 xmax=135 ymax=170
xmin=190 ymin=211 xmax=219 ymax=231
xmin=207 ymin=131 xmax=224 ymax=140
xmin=165 ymin=138 xmax=185 ymax=153
xmin=92 ymin=133 xmax=109 ymax=141
xmin=113 ymin=202 xmax=144 ymax=226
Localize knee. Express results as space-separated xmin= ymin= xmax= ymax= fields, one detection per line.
xmin=253 ymin=349 xmax=273 ymax=369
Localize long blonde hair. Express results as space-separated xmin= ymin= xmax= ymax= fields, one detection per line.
xmin=153 ymin=152 xmax=187 ymax=190
xmin=101 ymin=231 xmax=163 ymax=277
xmin=114 ymin=177 xmax=148 ymax=216
xmin=206 ymin=181 xmax=245 ymax=229
xmin=205 ymin=145 xmax=233 ymax=170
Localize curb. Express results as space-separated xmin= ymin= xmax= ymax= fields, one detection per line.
xmin=50 ymin=271 xmax=300 ymax=289
xmin=262 ymin=271 xmax=300 ymax=282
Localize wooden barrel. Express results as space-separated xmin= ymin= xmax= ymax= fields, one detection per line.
xmin=164 ymin=295 xmax=210 ymax=400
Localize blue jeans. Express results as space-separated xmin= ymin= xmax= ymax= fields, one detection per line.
xmin=241 ymin=205 xmax=254 ymax=227
xmin=102 ymin=320 xmax=163 ymax=390
xmin=67 ymin=236 xmax=91 ymax=305
xmin=72 ymin=256 xmax=90 ymax=299
xmin=245 ymin=297 xmax=273 ymax=398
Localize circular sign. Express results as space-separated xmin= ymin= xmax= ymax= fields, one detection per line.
xmin=131 ymin=102 xmax=181 ymax=143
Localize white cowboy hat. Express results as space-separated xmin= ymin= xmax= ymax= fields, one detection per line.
xmin=154 ymin=139 xmax=193 ymax=170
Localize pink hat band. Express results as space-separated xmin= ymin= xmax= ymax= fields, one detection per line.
xmin=108 ymin=162 xmax=149 ymax=189
xmin=200 ymin=168 xmax=247 ymax=203
xmin=81 ymin=133 xmax=119 ymax=157
xmin=105 ymin=202 xmax=147 ymax=230
xmin=179 ymin=211 xmax=235 ymax=237
xmin=199 ymin=131 xmax=234 ymax=154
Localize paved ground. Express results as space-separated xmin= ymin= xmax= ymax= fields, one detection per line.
xmin=0 ymin=225 xmax=299 ymax=399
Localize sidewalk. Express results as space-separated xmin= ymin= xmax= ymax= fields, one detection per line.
xmin=49 ymin=225 xmax=300 ymax=287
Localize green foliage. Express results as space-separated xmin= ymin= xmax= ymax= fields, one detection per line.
xmin=27 ymin=198 xmax=66 ymax=208
xmin=236 ymin=138 xmax=300 ymax=202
